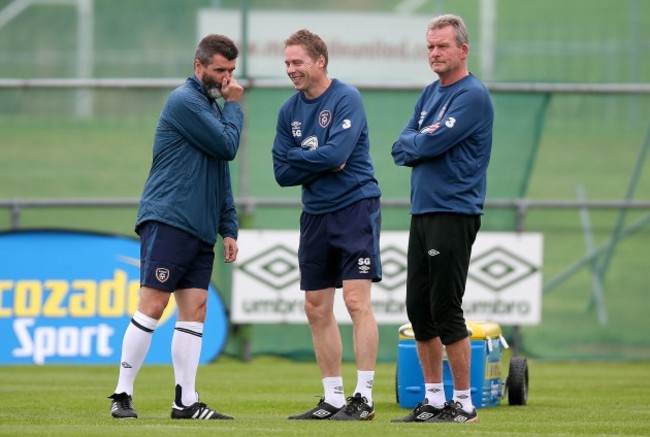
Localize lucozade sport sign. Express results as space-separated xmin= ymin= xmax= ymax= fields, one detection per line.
xmin=0 ymin=230 xmax=229 ymax=365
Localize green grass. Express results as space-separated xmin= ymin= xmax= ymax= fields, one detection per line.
xmin=1 ymin=357 xmax=649 ymax=436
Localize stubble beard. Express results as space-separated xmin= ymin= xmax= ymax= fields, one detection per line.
xmin=202 ymin=74 xmax=222 ymax=99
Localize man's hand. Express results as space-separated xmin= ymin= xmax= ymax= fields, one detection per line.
xmin=223 ymin=236 xmax=238 ymax=263
xmin=221 ymin=77 xmax=244 ymax=102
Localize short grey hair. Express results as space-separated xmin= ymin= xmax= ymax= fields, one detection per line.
xmin=427 ymin=14 xmax=468 ymax=47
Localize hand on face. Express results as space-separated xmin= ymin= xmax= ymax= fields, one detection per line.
xmin=220 ymin=76 xmax=244 ymax=102
xmin=197 ymin=54 xmax=242 ymax=101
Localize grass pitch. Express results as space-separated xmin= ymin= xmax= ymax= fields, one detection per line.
xmin=1 ymin=356 xmax=649 ymax=436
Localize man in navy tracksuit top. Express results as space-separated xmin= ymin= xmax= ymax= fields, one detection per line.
xmin=272 ymin=29 xmax=382 ymax=421
xmin=391 ymin=15 xmax=494 ymax=424
xmin=109 ymin=34 xmax=243 ymax=421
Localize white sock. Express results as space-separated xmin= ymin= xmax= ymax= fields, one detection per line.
xmin=424 ymin=383 xmax=446 ymax=408
xmin=114 ymin=311 xmax=158 ymax=395
xmin=453 ymin=389 xmax=475 ymax=412
xmin=172 ymin=321 xmax=204 ymax=407
xmin=353 ymin=370 xmax=375 ymax=404
xmin=322 ymin=377 xmax=345 ymax=408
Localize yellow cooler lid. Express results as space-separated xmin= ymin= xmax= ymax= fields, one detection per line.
xmin=466 ymin=321 xmax=502 ymax=339
xmin=398 ymin=321 xmax=502 ymax=340
xmin=398 ymin=323 xmax=415 ymax=340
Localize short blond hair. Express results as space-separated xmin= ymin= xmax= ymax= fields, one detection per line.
xmin=285 ymin=29 xmax=329 ymax=70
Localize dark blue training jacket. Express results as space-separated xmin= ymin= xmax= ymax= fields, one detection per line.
xmin=392 ymin=73 xmax=494 ymax=215
xmin=136 ymin=75 xmax=242 ymax=244
xmin=272 ymin=79 xmax=381 ymax=214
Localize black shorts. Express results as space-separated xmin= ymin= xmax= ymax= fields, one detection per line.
xmin=137 ymin=221 xmax=215 ymax=292
xmin=298 ymin=197 xmax=382 ymax=291
xmin=406 ymin=213 xmax=480 ymax=345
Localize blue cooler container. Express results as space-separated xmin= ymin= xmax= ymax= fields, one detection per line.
xmin=396 ymin=321 xmax=508 ymax=409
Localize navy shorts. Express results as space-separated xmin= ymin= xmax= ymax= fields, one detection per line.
xmin=137 ymin=221 xmax=215 ymax=292
xmin=298 ymin=197 xmax=382 ymax=291
xmin=406 ymin=213 xmax=480 ymax=345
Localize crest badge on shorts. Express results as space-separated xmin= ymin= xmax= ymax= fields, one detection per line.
xmin=319 ymin=110 xmax=331 ymax=128
xmin=156 ymin=267 xmax=170 ymax=283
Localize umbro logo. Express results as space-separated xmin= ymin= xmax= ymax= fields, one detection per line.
xmin=416 ymin=412 xmax=435 ymax=420
xmin=312 ymin=409 xmax=332 ymax=418
xmin=428 ymin=249 xmax=440 ymax=257
xmin=121 ymin=361 xmax=132 ymax=369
